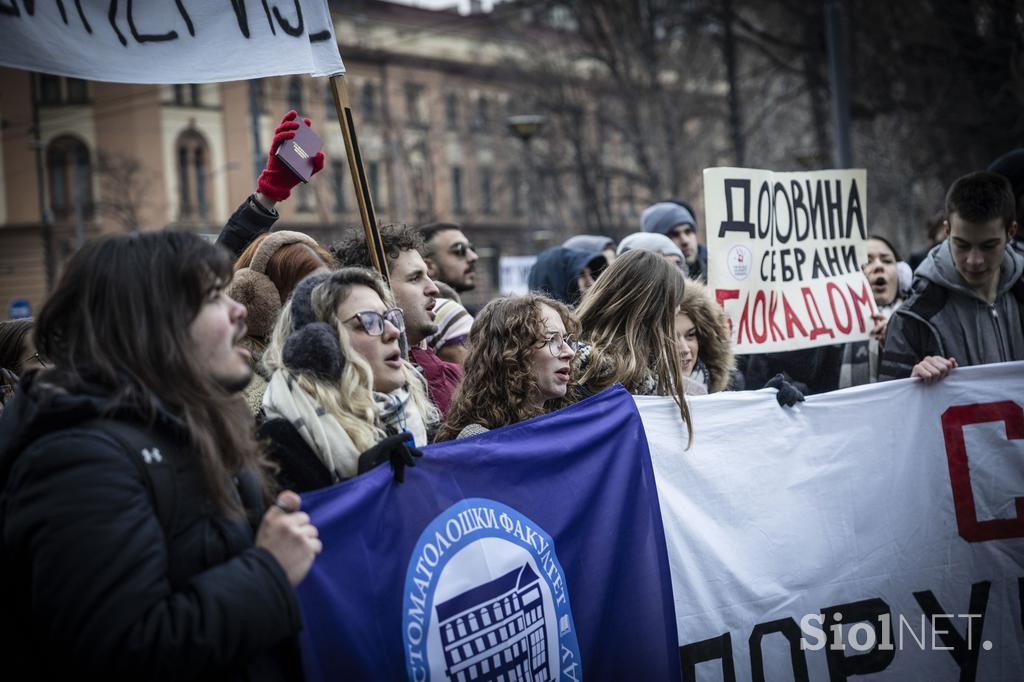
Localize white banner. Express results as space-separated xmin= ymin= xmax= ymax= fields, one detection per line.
xmin=638 ymin=362 xmax=1024 ymax=681
xmin=499 ymin=255 xmax=537 ymax=296
xmin=0 ymin=0 xmax=343 ymax=83
xmin=704 ymin=167 xmax=875 ymax=354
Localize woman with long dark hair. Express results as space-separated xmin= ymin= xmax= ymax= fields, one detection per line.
xmin=575 ymin=248 xmax=693 ymax=443
xmin=0 ymin=231 xmax=319 ymax=680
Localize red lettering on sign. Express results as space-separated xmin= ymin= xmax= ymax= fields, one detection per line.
xmin=801 ymin=287 xmax=835 ymax=340
xmin=826 ymin=282 xmax=853 ymax=334
xmin=714 ymin=289 xmax=740 ymax=336
xmin=781 ymin=292 xmax=808 ymax=338
xmin=847 ymin=280 xmax=875 ymax=333
xmin=751 ymin=291 xmax=768 ymax=344
xmin=941 ymin=401 xmax=1024 ymax=542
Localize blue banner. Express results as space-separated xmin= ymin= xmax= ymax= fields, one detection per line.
xmin=295 ymin=386 xmax=680 ymax=681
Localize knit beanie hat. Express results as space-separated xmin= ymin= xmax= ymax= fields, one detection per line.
xmin=641 ymin=202 xmax=696 ymax=236
xmin=617 ymin=232 xmax=685 ymax=260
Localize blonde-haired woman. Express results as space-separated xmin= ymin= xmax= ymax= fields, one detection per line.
xmin=574 ymin=248 xmax=693 ymax=442
xmin=259 ymin=268 xmax=436 ymax=492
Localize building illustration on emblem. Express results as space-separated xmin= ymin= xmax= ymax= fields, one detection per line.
xmin=435 ymin=563 xmax=550 ymax=682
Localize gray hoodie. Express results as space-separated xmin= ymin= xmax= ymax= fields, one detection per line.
xmin=879 ymin=241 xmax=1024 ymax=380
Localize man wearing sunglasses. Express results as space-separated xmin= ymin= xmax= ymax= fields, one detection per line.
xmin=419 ymin=222 xmax=479 ymax=294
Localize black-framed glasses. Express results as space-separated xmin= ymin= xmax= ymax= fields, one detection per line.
xmin=449 ymin=242 xmax=476 ymax=258
xmin=26 ymin=352 xmax=47 ymax=368
xmin=346 ymin=308 xmax=405 ymax=336
xmin=538 ymin=331 xmax=577 ymax=357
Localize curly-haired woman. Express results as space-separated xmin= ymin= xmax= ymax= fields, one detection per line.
xmin=574 ymin=248 xmax=693 ymax=442
xmin=435 ymin=294 xmax=579 ymax=440
xmin=259 ymin=268 xmax=436 ymax=491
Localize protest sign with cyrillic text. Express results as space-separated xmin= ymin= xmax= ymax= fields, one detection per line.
xmin=704 ymin=167 xmax=876 ymax=353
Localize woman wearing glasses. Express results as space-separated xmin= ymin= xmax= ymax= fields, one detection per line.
xmin=435 ymin=294 xmax=579 ymax=441
xmin=258 ymin=268 xmax=436 ymax=492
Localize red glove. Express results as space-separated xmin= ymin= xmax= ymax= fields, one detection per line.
xmin=257 ymin=110 xmax=326 ymax=202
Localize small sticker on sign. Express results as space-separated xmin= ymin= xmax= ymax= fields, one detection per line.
xmin=727 ymin=245 xmax=753 ymax=281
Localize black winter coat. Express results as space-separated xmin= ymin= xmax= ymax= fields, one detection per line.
xmin=258 ymin=417 xmax=334 ymax=493
xmin=0 ymin=374 xmax=303 ymax=681
xmin=217 ymin=195 xmax=279 ymax=259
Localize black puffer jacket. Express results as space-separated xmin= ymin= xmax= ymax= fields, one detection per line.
xmin=0 ymin=374 xmax=303 ymax=681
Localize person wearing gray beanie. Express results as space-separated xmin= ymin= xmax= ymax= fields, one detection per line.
xmin=640 ymin=200 xmax=707 ymax=281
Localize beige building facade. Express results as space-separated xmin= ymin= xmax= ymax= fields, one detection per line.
xmin=0 ymin=1 xmax=689 ymax=315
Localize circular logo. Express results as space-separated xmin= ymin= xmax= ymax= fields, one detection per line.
xmin=402 ymin=498 xmax=581 ymax=681
xmin=727 ymin=244 xmax=753 ymax=281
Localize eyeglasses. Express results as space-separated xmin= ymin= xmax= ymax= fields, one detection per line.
xmin=449 ymin=242 xmax=476 ymax=258
xmin=27 ymin=352 xmax=47 ymax=368
xmin=537 ymin=331 xmax=577 ymax=357
xmin=345 ymin=308 xmax=405 ymax=336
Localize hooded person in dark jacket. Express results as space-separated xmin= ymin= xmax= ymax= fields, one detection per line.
xmin=0 ymin=231 xmax=321 ymax=681
xmin=563 ymin=234 xmax=617 ymax=266
xmin=880 ymin=171 xmax=1024 ymax=381
xmin=527 ymin=246 xmax=607 ymax=305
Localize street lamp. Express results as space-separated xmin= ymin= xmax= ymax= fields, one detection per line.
xmin=506 ymin=114 xmax=546 ymax=244
xmin=507 ymin=114 xmax=545 ymax=142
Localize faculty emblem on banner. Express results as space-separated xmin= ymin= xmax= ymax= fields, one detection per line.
xmin=402 ymin=498 xmax=581 ymax=681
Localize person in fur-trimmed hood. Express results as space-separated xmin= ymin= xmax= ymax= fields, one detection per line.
xmin=675 ymin=278 xmax=735 ymax=394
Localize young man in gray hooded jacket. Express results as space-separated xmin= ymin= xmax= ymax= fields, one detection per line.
xmin=880 ymin=171 xmax=1024 ymax=382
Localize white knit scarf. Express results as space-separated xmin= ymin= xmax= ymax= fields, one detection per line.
xmin=263 ymin=370 xmax=428 ymax=482
xmin=263 ymin=370 xmax=362 ymax=481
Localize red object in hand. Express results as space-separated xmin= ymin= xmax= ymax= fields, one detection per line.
xmin=257 ymin=110 xmax=326 ymax=202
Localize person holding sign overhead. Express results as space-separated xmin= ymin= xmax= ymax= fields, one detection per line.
xmin=217 ymin=111 xmax=326 ymax=259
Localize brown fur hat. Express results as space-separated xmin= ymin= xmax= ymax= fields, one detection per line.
xmin=227 ymin=231 xmax=320 ymax=339
xmin=680 ymin=278 xmax=735 ymax=393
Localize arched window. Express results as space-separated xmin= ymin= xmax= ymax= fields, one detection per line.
xmin=46 ymin=135 xmax=93 ymax=220
xmin=175 ymin=129 xmax=211 ymax=222
xmin=288 ymin=77 xmax=304 ymax=114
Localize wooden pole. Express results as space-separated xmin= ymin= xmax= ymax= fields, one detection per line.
xmin=329 ymin=73 xmax=389 ymax=281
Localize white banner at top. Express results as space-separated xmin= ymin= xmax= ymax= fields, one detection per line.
xmin=0 ymin=0 xmax=344 ymax=83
